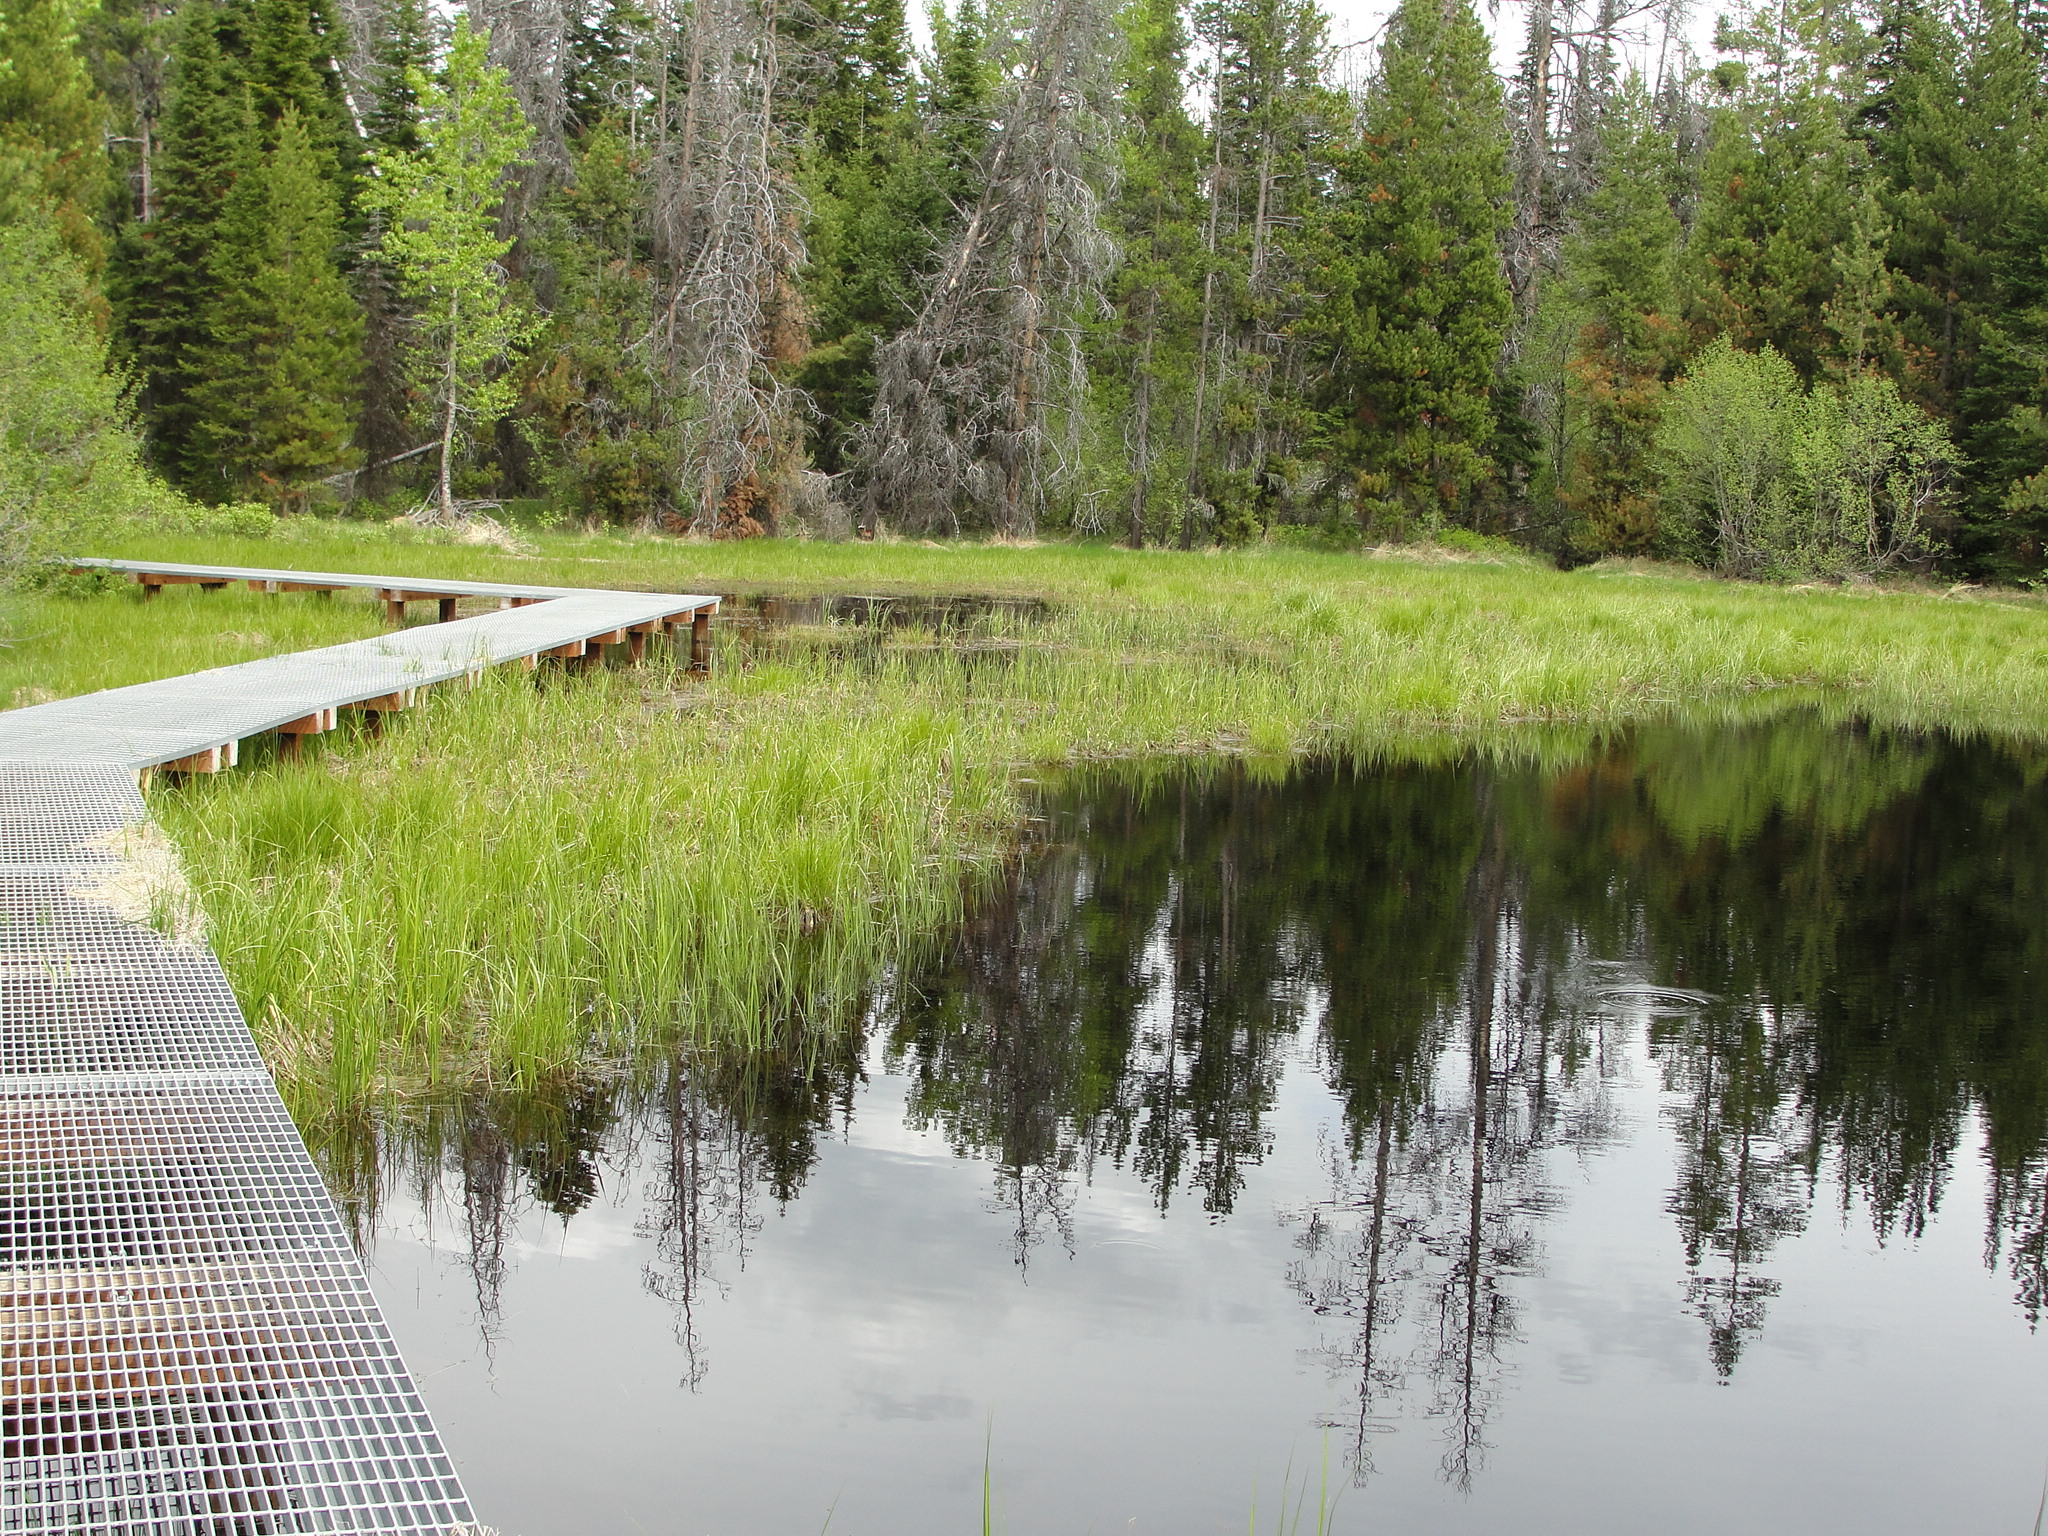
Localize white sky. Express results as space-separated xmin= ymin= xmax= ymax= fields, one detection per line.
xmin=1318 ymin=0 xmax=1726 ymax=87
xmin=907 ymin=0 xmax=1731 ymax=99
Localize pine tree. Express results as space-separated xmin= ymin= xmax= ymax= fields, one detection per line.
xmin=1102 ymin=0 xmax=1204 ymax=545
xmin=517 ymin=124 xmax=677 ymax=522
xmin=1684 ymin=0 xmax=1865 ymax=382
xmin=0 ymin=0 xmax=111 ymax=269
xmin=1957 ymin=155 xmax=2048 ymax=577
xmin=109 ymin=0 xmax=246 ymax=486
xmin=564 ymin=0 xmax=649 ymax=135
xmin=1185 ymin=0 xmax=1344 ymax=546
xmin=364 ymin=0 xmax=431 ymax=155
xmin=926 ymin=0 xmax=994 ymax=207
xmin=1555 ymin=74 xmax=1683 ymax=555
xmin=191 ymin=105 xmax=362 ymax=510
xmin=352 ymin=0 xmax=433 ymax=490
xmin=246 ymin=0 xmax=361 ymax=196
xmin=795 ymin=0 xmax=950 ymax=473
xmin=1868 ymin=3 xmax=2044 ymax=570
xmin=366 ymin=14 xmax=539 ymax=521
xmin=1320 ymin=0 xmax=1512 ymax=532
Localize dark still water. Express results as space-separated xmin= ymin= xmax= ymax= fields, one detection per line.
xmin=355 ymin=714 xmax=2048 ymax=1534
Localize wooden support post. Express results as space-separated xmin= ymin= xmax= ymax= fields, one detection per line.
xmin=628 ymin=629 xmax=648 ymax=664
xmin=438 ymin=597 xmax=459 ymax=623
xmin=345 ymin=690 xmax=416 ymax=714
xmin=158 ymin=740 xmax=238 ymax=774
xmin=384 ymin=595 xmax=406 ymax=624
xmin=343 ymin=689 xmax=416 ymax=738
xmin=275 ymin=707 xmax=337 ymax=760
xmin=691 ymin=608 xmax=711 ymax=673
xmin=135 ymin=574 xmax=163 ymax=601
xmin=198 ymin=581 xmax=227 ymax=592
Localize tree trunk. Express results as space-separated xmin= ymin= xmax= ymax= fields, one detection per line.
xmin=1128 ymin=289 xmax=1158 ymax=548
xmin=1183 ymin=84 xmax=1225 ymax=552
xmin=438 ymin=291 xmax=460 ymax=522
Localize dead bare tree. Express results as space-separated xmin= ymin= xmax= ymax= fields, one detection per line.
xmin=647 ymin=0 xmax=809 ymax=535
xmin=856 ymin=0 xmax=1119 ymax=538
xmin=468 ymin=0 xmax=573 ymax=173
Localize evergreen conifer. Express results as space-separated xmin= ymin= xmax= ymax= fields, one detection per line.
xmin=191 ymin=105 xmax=362 ymax=510
xmin=109 ymin=0 xmax=245 ymax=486
xmin=0 ymin=0 xmax=111 ymax=267
xmin=1103 ymin=0 xmax=1204 ymax=545
xmin=1321 ymin=0 xmax=1512 ymax=531
xmin=1556 ymin=75 xmax=1683 ymax=555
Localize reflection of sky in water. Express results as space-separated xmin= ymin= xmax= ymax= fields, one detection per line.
xmin=356 ymin=724 xmax=2048 ymax=1535
xmin=367 ymin=1015 xmax=2048 ymax=1535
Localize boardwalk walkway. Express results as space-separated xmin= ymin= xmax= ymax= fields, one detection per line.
xmin=1 ymin=561 xmax=720 ymax=1533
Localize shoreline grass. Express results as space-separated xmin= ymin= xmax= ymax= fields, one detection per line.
xmin=10 ymin=527 xmax=2048 ymax=1123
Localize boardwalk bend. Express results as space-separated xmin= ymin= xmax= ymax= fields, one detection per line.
xmin=0 ymin=558 xmax=720 ymax=1533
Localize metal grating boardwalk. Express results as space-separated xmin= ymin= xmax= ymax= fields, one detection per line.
xmin=1 ymin=563 xmax=722 ymax=1533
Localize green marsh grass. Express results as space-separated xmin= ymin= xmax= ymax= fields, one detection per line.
xmin=94 ymin=523 xmax=2048 ymax=739
xmin=0 ymin=576 xmax=386 ymax=701
xmin=154 ymin=641 xmax=1016 ymax=1123
xmin=19 ymin=526 xmax=2048 ymax=1120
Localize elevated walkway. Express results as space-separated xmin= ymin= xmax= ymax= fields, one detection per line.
xmin=1 ymin=560 xmax=721 ymax=1532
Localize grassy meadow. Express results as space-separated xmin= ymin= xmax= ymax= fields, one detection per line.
xmin=11 ymin=526 xmax=2048 ymax=1123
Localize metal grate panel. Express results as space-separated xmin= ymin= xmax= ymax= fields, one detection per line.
xmin=0 ymin=761 xmax=476 ymax=1534
xmin=0 ymin=962 xmax=263 ymax=1078
xmin=0 ymin=560 xmax=731 ymax=1529
xmin=0 ymin=768 xmax=147 ymax=865
xmin=0 ymin=879 xmax=201 ymax=965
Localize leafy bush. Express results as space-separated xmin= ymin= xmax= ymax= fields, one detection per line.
xmin=1658 ymin=338 xmax=1955 ymax=578
xmin=0 ymin=219 xmax=245 ymax=576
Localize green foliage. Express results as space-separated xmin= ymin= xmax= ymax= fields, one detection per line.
xmin=0 ymin=0 xmax=109 ymax=268
xmin=1094 ymin=0 xmax=1204 ymax=546
xmin=1321 ymin=0 xmax=1512 ymax=532
xmin=109 ymin=0 xmax=244 ymax=489
xmin=191 ymin=106 xmax=362 ymax=512
xmin=364 ymin=16 xmax=540 ymax=519
xmin=1179 ymin=0 xmax=1344 ymax=548
xmin=363 ymin=0 xmax=431 ymax=157
xmin=31 ymin=0 xmax=2048 ymax=574
xmin=1684 ymin=0 xmax=1868 ymax=382
xmin=793 ymin=0 xmax=950 ymax=474
xmin=0 ymin=220 xmax=194 ymax=571
xmin=563 ymin=0 xmax=649 ymax=135
xmin=517 ymin=125 xmax=678 ymax=523
xmin=1659 ymin=337 xmax=1954 ymax=576
xmin=1552 ymin=76 xmax=1684 ymax=557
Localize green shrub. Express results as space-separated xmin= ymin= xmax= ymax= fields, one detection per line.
xmin=1658 ymin=338 xmax=1955 ymax=578
xmin=0 ymin=219 xmax=250 ymax=576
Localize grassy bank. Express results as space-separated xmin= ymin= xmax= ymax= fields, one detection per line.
xmin=10 ymin=528 xmax=2048 ymax=1121
xmin=76 ymin=523 xmax=2048 ymax=738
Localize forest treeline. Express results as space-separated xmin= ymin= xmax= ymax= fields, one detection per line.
xmin=5 ymin=0 xmax=2048 ymax=576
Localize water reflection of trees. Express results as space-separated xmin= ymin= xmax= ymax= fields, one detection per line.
xmin=876 ymin=717 xmax=2048 ymax=1483
xmin=314 ymin=712 xmax=2048 ymax=1481
xmin=321 ymin=1030 xmax=863 ymax=1385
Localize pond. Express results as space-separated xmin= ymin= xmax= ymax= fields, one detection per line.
xmin=346 ymin=711 xmax=2048 ymax=1534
